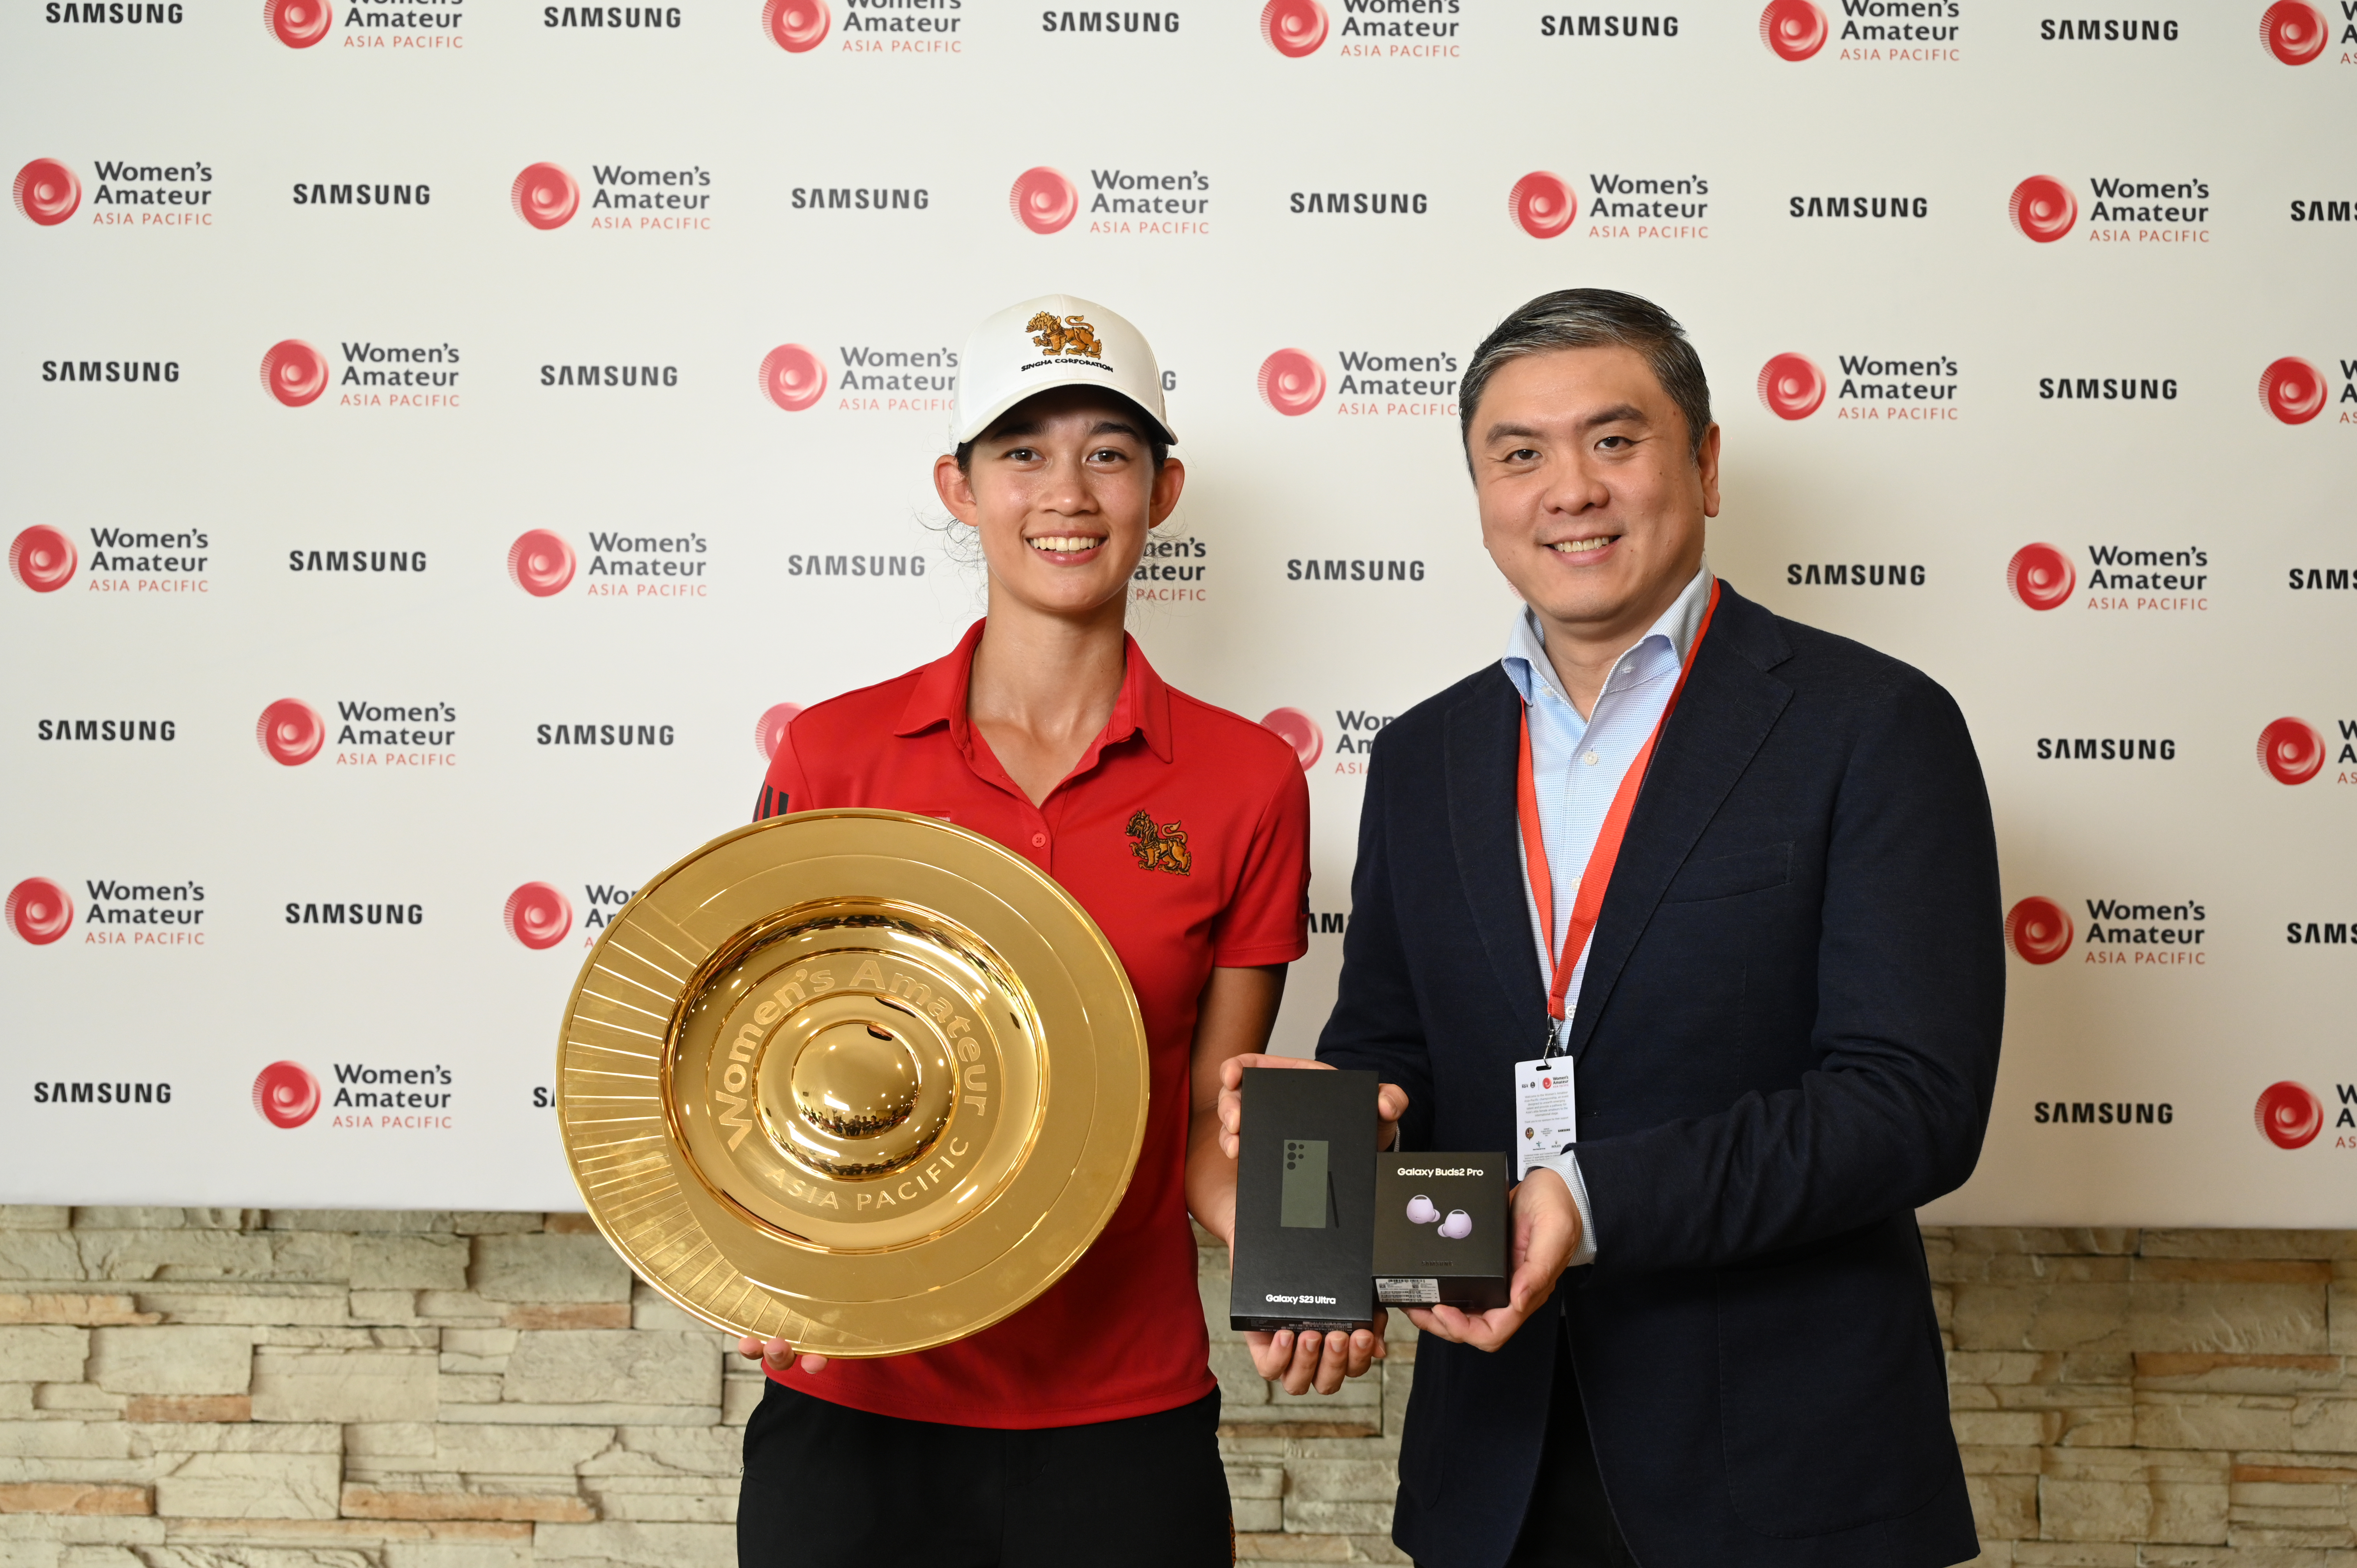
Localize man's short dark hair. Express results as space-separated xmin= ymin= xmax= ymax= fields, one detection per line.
xmin=1458 ymin=288 xmax=1714 ymax=468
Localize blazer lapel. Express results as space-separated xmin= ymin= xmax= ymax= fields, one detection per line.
xmin=1566 ymin=587 xmax=1793 ymax=1059
xmin=1445 ymin=670 xmax=1551 ymax=1052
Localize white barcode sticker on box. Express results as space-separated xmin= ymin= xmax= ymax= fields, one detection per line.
xmin=1376 ymin=1277 xmax=1440 ymax=1305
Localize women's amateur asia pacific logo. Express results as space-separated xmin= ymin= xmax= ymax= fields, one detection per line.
xmin=513 ymin=164 xmax=580 ymax=230
xmin=2005 ymin=896 xmax=2074 ymax=964
xmin=254 ymin=1061 xmax=321 ymax=1127
xmin=756 ymin=703 xmax=803 ymax=759
xmin=1510 ymin=173 xmax=1576 ymax=239
xmin=765 ymin=0 xmax=829 ymax=49
xmin=1009 ymin=168 xmax=1078 ymax=235
xmin=261 ymin=341 xmax=329 ymax=408
xmin=8 ymin=878 xmax=74 ymax=945
xmin=1262 ymin=0 xmax=1327 ymax=55
xmin=509 ymin=530 xmax=576 ymax=596
xmin=2255 ymin=1080 xmax=2323 ymax=1149
xmin=1758 ymin=0 xmax=1825 ymax=59
xmin=1260 ymin=350 xmax=1326 ymax=416
xmin=506 ymin=882 xmax=573 ymax=949
xmin=265 ymin=0 xmax=331 ymax=47
xmin=760 ymin=345 xmax=827 ymax=411
xmin=2259 ymin=358 xmax=2326 ymax=424
xmin=14 ymin=159 xmax=81 ymax=226
xmin=1260 ymin=708 xmax=1324 ymax=769
xmin=1756 ymin=354 xmax=1825 ymax=420
xmin=257 ymin=699 xmax=326 ymax=766
xmin=2010 ymin=176 xmax=2078 ymax=243
xmin=11 ymin=526 xmax=78 ymax=593
xmin=2261 ymin=1 xmax=2326 ymax=64
xmin=2008 ymin=543 xmax=2076 ymax=610
xmin=2256 ymin=717 xmax=2325 ymax=785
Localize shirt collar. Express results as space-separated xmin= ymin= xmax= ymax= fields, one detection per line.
xmin=1502 ymin=562 xmax=1715 ymax=708
xmin=893 ymin=617 xmax=1175 ymax=764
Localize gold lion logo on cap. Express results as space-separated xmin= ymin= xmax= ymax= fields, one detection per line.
xmin=1026 ymin=311 xmax=1105 ymax=360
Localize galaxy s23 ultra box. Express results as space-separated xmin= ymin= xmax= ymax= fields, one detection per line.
xmin=1371 ymin=1153 xmax=1510 ymax=1312
xmin=1229 ymin=1067 xmax=1377 ymax=1333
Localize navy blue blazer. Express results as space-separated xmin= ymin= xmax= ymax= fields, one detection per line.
xmin=1318 ymin=583 xmax=2001 ymax=1568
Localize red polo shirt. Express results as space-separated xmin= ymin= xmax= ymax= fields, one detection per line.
xmin=751 ymin=620 xmax=1310 ymax=1429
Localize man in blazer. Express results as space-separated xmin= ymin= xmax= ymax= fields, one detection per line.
xmin=1304 ymin=290 xmax=2003 ymax=1566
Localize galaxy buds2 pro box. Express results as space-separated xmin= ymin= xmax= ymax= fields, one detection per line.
xmin=1372 ymin=1153 xmax=1509 ymax=1311
xmin=1230 ymin=1067 xmax=1377 ymax=1333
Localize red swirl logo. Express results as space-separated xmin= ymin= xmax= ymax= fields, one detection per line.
xmin=2255 ymin=1081 xmax=2323 ymax=1149
xmin=14 ymin=159 xmax=81 ymax=226
xmin=760 ymin=344 xmax=828 ymax=411
xmin=2010 ymin=175 xmax=2077 ymax=243
xmin=765 ymin=0 xmax=829 ymax=48
xmin=2261 ymin=0 xmax=2326 ymax=63
xmin=1009 ymin=166 xmax=1078 ymax=234
xmin=265 ymin=0 xmax=330 ymax=47
xmin=1756 ymin=353 xmax=1825 ymax=420
xmin=260 ymin=340 xmax=329 ymax=408
xmin=755 ymin=703 xmax=804 ymax=760
xmin=1509 ymin=172 xmax=1575 ymax=238
xmin=2256 ymin=717 xmax=2325 ymax=785
xmin=11 ymin=526 xmax=78 ymax=593
xmin=506 ymin=883 xmax=574 ymax=950
xmin=1262 ymin=0 xmax=1328 ymax=54
xmin=256 ymin=699 xmax=326 ymax=766
xmin=253 ymin=1061 xmax=321 ymax=1128
xmin=1260 ymin=350 xmax=1326 ymax=417
xmin=2259 ymin=357 xmax=2325 ymax=425
xmin=508 ymin=530 xmax=576 ymax=596
xmin=2005 ymin=896 xmax=2074 ymax=965
xmin=2007 ymin=543 xmax=2076 ymax=611
xmin=8 ymin=878 xmax=74 ymax=945
xmin=1260 ymin=708 xmax=1324 ymax=770
xmin=1758 ymin=0 xmax=1825 ymax=58
xmin=512 ymin=164 xmax=580 ymax=230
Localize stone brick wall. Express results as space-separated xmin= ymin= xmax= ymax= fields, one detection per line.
xmin=3 ymin=1209 xmax=2354 ymax=1568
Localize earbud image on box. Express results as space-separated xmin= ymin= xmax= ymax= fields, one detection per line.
xmin=1403 ymin=1194 xmax=1472 ymax=1238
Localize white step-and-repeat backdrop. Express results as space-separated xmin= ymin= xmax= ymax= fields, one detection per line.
xmin=3 ymin=0 xmax=2352 ymax=1219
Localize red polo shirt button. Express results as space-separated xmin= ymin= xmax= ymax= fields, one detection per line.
xmin=1030 ymin=833 xmax=1047 ymax=847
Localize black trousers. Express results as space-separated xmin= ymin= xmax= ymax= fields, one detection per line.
xmin=738 ymin=1380 xmax=1233 ymax=1568
xmin=1501 ymin=1321 xmax=1639 ymax=1568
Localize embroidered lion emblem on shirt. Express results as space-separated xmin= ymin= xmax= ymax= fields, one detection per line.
xmin=1125 ymin=810 xmax=1192 ymax=875
xmin=1027 ymin=311 xmax=1104 ymax=360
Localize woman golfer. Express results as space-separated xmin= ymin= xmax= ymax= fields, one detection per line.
xmin=734 ymin=296 xmax=1375 ymax=1566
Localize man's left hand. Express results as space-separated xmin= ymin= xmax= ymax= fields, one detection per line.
xmin=1244 ymin=1317 xmax=1387 ymax=1396
xmin=1405 ymin=1166 xmax=1581 ymax=1352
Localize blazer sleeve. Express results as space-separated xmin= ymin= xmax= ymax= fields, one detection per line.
xmin=1571 ymin=670 xmax=2005 ymax=1273
xmin=1314 ymin=731 xmax=1437 ymax=1151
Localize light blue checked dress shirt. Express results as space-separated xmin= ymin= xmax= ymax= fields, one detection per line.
xmin=1500 ymin=564 xmax=1714 ymax=1266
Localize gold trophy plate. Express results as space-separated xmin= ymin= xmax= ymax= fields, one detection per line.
xmin=555 ymin=809 xmax=1149 ymax=1356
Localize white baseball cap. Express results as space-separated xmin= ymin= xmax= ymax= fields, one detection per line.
xmin=950 ymin=293 xmax=1176 ymax=447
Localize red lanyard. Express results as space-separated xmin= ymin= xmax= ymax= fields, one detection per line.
xmin=1515 ymin=579 xmax=1720 ymax=1052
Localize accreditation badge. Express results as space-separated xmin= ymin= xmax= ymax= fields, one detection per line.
xmin=1512 ymin=1056 xmax=1576 ymax=1183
